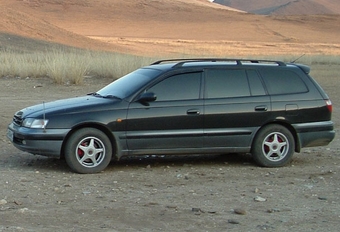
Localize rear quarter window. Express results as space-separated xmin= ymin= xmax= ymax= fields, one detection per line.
xmin=260 ymin=69 xmax=308 ymax=95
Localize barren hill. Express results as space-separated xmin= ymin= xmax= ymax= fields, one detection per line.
xmin=255 ymin=0 xmax=335 ymax=15
xmin=0 ymin=0 xmax=340 ymax=55
xmin=214 ymin=0 xmax=340 ymax=15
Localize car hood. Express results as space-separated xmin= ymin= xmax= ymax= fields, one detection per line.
xmin=17 ymin=95 xmax=122 ymax=118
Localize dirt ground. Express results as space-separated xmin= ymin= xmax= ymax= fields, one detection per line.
xmin=0 ymin=73 xmax=339 ymax=232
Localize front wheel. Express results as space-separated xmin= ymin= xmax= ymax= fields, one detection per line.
xmin=65 ymin=128 xmax=112 ymax=174
xmin=252 ymin=124 xmax=295 ymax=167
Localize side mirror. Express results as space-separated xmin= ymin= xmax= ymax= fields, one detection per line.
xmin=138 ymin=92 xmax=157 ymax=104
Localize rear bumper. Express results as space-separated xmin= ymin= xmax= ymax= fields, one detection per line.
xmin=7 ymin=123 xmax=70 ymax=158
xmin=293 ymin=121 xmax=335 ymax=149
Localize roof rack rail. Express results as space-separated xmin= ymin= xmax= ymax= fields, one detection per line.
xmin=150 ymin=58 xmax=286 ymax=67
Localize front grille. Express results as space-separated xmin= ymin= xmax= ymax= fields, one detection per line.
xmin=13 ymin=111 xmax=23 ymax=126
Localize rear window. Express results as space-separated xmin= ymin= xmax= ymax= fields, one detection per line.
xmin=260 ymin=69 xmax=308 ymax=95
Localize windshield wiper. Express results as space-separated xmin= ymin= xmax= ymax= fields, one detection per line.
xmin=102 ymin=95 xmax=122 ymax=100
xmin=87 ymin=92 xmax=121 ymax=100
xmin=87 ymin=92 xmax=102 ymax=97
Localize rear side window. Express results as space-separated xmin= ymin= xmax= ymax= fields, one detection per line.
xmin=205 ymin=69 xmax=250 ymax=98
xmin=261 ymin=69 xmax=308 ymax=95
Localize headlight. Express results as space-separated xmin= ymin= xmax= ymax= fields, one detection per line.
xmin=22 ymin=118 xmax=49 ymax=128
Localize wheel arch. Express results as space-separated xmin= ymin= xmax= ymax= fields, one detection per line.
xmin=252 ymin=121 xmax=300 ymax=153
xmin=60 ymin=123 xmax=117 ymax=159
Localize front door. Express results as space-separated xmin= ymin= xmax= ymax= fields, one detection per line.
xmin=126 ymin=72 xmax=203 ymax=153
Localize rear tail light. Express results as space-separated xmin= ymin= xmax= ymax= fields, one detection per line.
xmin=325 ymin=99 xmax=332 ymax=112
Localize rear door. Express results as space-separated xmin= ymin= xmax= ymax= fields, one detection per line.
xmin=126 ymin=71 xmax=204 ymax=153
xmin=203 ymin=68 xmax=271 ymax=151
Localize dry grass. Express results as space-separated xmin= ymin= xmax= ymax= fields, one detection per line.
xmin=0 ymin=48 xmax=154 ymax=84
xmin=0 ymin=46 xmax=338 ymax=86
xmin=90 ymin=37 xmax=340 ymax=57
xmin=86 ymin=52 xmax=154 ymax=80
xmin=43 ymin=50 xmax=86 ymax=84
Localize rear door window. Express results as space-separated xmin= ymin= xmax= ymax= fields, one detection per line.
xmin=205 ymin=69 xmax=250 ymax=98
xmin=247 ymin=70 xmax=266 ymax=96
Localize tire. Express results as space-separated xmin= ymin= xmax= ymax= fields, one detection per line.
xmin=252 ymin=124 xmax=295 ymax=167
xmin=65 ymin=128 xmax=112 ymax=174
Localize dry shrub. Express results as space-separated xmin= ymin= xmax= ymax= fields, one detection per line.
xmin=86 ymin=52 xmax=153 ymax=80
xmin=44 ymin=50 xmax=88 ymax=85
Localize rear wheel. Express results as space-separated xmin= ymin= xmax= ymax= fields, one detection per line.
xmin=65 ymin=128 xmax=112 ymax=174
xmin=252 ymin=124 xmax=294 ymax=167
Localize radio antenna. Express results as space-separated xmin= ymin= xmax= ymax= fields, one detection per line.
xmin=291 ymin=54 xmax=305 ymax=63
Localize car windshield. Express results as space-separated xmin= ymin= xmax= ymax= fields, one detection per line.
xmin=97 ymin=68 xmax=162 ymax=99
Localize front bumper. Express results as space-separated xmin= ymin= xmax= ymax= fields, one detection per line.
xmin=7 ymin=123 xmax=70 ymax=158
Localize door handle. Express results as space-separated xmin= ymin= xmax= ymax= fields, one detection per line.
xmin=255 ymin=105 xmax=268 ymax=111
xmin=187 ymin=109 xmax=200 ymax=115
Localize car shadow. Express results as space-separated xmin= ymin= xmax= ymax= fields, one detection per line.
xmin=3 ymin=152 xmax=255 ymax=173
xmin=110 ymin=153 xmax=255 ymax=169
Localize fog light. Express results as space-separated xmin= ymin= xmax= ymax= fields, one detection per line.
xmin=22 ymin=140 xmax=26 ymax=145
